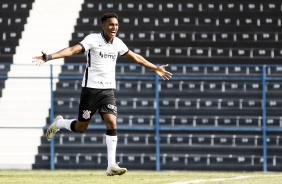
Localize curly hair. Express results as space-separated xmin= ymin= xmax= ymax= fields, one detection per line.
xmin=101 ymin=12 xmax=118 ymax=23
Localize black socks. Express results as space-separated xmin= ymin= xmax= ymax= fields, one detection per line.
xmin=70 ymin=120 xmax=77 ymax=132
xmin=106 ymin=129 xmax=117 ymax=136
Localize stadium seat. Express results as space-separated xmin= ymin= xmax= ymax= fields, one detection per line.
xmin=221 ymin=3 xmax=241 ymax=12
xmin=181 ymin=2 xmax=199 ymax=12
xmin=262 ymin=3 xmax=281 ymax=12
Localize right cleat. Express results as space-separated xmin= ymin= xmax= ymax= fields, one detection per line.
xmin=106 ymin=162 xmax=127 ymax=176
xmin=46 ymin=115 xmax=63 ymax=141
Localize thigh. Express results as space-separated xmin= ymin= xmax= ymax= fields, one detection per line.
xmin=101 ymin=113 xmax=117 ymax=129
xmin=98 ymin=89 xmax=117 ymax=118
xmin=77 ymin=88 xmax=103 ymax=121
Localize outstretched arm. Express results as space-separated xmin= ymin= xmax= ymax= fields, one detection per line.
xmin=125 ymin=50 xmax=172 ymax=80
xmin=32 ymin=44 xmax=83 ymax=66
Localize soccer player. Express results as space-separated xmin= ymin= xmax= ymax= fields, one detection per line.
xmin=32 ymin=12 xmax=172 ymax=176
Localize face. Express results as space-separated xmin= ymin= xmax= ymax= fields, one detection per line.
xmin=102 ymin=17 xmax=119 ymax=42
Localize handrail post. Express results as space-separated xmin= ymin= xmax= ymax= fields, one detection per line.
xmin=262 ymin=65 xmax=267 ymax=172
xmin=50 ymin=64 xmax=55 ymax=170
xmin=155 ymin=74 xmax=160 ymax=171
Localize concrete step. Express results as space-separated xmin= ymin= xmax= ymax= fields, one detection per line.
xmin=0 ymin=129 xmax=43 ymax=168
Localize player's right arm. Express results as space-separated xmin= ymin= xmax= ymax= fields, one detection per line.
xmin=32 ymin=44 xmax=83 ymax=66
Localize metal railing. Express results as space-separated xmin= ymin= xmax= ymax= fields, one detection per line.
xmin=1 ymin=63 xmax=282 ymax=171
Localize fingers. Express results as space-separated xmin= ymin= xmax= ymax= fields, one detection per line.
xmin=160 ymin=64 xmax=169 ymax=69
xmin=158 ymin=64 xmax=172 ymax=80
xmin=32 ymin=51 xmax=46 ymax=66
xmin=32 ymin=57 xmax=44 ymax=66
xmin=32 ymin=58 xmax=45 ymax=66
xmin=163 ymin=73 xmax=172 ymax=80
xmin=157 ymin=71 xmax=172 ymax=80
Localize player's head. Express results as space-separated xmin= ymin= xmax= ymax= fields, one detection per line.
xmin=101 ymin=12 xmax=119 ymax=42
xmin=101 ymin=12 xmax=118 ymax=23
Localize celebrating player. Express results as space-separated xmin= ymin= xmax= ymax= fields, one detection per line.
xmin=32 ymin=12 xmax=172 ymax=176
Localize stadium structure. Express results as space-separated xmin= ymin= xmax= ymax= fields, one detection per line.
xmin=0 ymin=0 xmax=282 ymax=172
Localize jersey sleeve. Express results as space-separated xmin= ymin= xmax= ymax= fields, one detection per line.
xmin=79 ymin=34 xmax=94 ymax=52
xmin=118 ymin=39 xmax=129 ymax=56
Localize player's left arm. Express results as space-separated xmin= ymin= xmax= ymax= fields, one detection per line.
xmin=125 ymin=50 xmax=172 ymax=80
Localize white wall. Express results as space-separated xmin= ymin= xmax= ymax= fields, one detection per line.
xmin=0 ymin=0 xmax=84 ymax=169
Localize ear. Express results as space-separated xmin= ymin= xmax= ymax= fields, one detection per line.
xmin=101 ymin=21 xmax=106 ymax=28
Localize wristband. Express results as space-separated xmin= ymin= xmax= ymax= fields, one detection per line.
xmin=42 ymin=53 xmax=52 ymax=62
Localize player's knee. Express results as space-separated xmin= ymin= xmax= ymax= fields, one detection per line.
xmin=75 ymin=121 xmax=89 ymax=133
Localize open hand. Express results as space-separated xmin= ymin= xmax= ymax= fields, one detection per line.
xmin=32 ymin=51 xmax=46 ymax=66
xmin=155 ymin=64 xmax=173 ymax=80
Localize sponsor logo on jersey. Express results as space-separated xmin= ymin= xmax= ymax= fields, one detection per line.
xmin=93 ymin=81 xmax=112 ymax=85
xmin=82 ymin=110 xmax=91 ymax=119
xmin=99 ymin=51 xmax=117 ymax=61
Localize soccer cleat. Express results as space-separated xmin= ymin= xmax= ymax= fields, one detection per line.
xmin=46 ymin=115 xmax=63 ymax=141
xmin=106 ymin=162 xmax=127 ymax=176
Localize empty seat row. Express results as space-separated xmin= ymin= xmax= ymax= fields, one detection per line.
xmin=42 ymin=131 xmax=282 ymax=148
xmin=0 ymin=31 xmax=21 ymax=42
xmin=36 ymin=153 xmax=156 ymax=165
xmin=59 ymin=64 xmax=265 ymax=76
xmin=161 ymin=81 xmax=262 ymax=92
xmin=159 ymin=115 xmax=263 ymax=127
xmin=0 ymin=46 xmax=15 ymax=55
xmin=54 ymin=80 xmax=267 ymax=93
xmin=0 ymin=1 xmax=33 ymax=12
xmin=58 ymin=64 xmax=282 ymax=77
xmin=51 ymin=109 xmax=282 ymax=128
xmin=116 ymin=81 xmax=262 ymax=92
xmin=54 ymin=97 xmax=264 ymax=110
xmin=162 ymin=98 xmax=262 ymax=110
xmin=77 ymin=16 xmax=282 ymax=28
xmin=71 ymin=31 xmax=281 ymax=43
xmin=161 ymin=154 xmax=272 ymax=168
xmin=46 ymin=133 xmax=155 ymax=146
xmin=158 ymin=116 xmax=282 ymax=128
xmin=57 ymin=64 xmax=282 ymax=77
xmin=82 ymin=2 xmax=282 ymax=13
xmin=0 ymin=17 xmax=27 ymax=26
xmin=163 ymin=134 xmax=265 ymax=147
xmin=36 ymin=152 xmax=278 ymax=167
xmin=127 ymin=47 xmax=282 ymax=59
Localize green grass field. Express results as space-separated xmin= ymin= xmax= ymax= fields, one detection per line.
xmin=0 ymin=170 xmax=282 ymax=184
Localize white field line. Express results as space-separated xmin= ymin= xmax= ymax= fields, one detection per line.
xmin=171 ymin=175 xmax=252 ymax=184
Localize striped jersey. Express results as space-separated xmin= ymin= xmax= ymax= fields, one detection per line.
xmin=79 ymin=32 xmax=129 ymax=89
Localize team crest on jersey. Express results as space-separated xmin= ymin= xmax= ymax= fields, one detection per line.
xmin=82 ymin=110 xmax=91 ymax=119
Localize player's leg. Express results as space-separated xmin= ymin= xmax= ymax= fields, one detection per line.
xmin=103 ymin=113 xmax=117 ymax=166
xmin=46 ymin=87 xmax=97 ymax=140
xmin=102 ymin=113 xmax=127 ymax=176
xmin=46 ymin=116 xmax=90 ymax=140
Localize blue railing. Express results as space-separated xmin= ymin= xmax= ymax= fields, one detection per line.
xmin=1 ymin=63 xmax=282 ymax=171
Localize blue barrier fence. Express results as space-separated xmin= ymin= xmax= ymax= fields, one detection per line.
xmin=1 ymin=63 xmax=282 ymax=171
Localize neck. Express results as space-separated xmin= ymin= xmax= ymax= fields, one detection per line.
xmin=102 ymin=31 xmax=113 ymax=43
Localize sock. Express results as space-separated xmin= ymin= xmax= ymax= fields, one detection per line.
xmin=106 ymin=131 xmax=117 ymax=167
xmin=56 ymin=118 xmax=77 ymax=132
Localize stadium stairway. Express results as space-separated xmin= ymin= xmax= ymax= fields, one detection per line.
xmin=0 ymin=0 xmax=83 ymax=169
xmin=34 ymin=0 xmax=282 ymax=171
xmin=1 ymin=0 xmax=282 ymax=171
